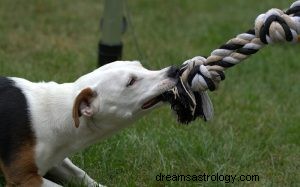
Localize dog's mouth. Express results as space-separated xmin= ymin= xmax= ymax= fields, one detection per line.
xmin=141 ymin=79 xmax=177 ymax=110
xmin=141 ymin=95 xmax=164 ymax=110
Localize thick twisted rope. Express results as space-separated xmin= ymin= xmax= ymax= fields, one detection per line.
xmin=183 ymin=1 xmax=300 ymax=92
xmin=164 ymin=1 xmax=300 ymax=124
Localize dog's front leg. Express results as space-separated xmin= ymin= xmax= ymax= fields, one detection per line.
xmin=41 ymin=178 xmax=63 ymax=187
xmin=45 ymin=158 xmax=105 ymax=187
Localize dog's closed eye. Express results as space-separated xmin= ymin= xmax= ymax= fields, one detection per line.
xmin=126 ymin=77 xmax=137 ymax=87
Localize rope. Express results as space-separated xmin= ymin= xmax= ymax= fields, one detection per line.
xmin=165 ymin=1 xmax=300 ymax=124
xmin=181 ymin=1 xmax=300 ymax=93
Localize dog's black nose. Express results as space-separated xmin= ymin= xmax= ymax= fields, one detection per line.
xmin=167 ymin=66 xmax=180 ymax=78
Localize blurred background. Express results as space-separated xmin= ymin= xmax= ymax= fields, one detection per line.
xmin=0 ymin=0 xmax=299 ymax=186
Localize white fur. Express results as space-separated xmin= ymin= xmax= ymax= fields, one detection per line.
xmin=11 ymin=61 xmax=176 ymax=186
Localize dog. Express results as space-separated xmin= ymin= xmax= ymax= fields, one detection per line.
xmin=0 ymin=60 xmax=179 ymax=187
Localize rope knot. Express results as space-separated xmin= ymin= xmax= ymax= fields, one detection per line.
xmin=180 ymin=56 xmax=225 ymax=92
xmin=255 ymin=5 xmax=300 ymax=44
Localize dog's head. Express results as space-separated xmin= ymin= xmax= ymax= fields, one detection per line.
xmin=72 ymin=61 xmax=179 ymax=128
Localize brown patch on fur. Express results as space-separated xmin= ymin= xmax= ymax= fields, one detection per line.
xmin=1 ymin=144 xmax=42 ymax=187
xmin=298 ymin=35 xmax=300 ymax=42
xmin=72 ymin=87 xmax=95 ymax=128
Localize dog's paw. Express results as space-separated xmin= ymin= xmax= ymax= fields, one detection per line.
xmin=87 ymin=181 xmax=107 ymax=187
xmin=92 ymin=183 xmax=106 ymax=187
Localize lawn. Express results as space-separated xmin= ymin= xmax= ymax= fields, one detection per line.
xmin=0 ymin=0 xmax=299 ymax=186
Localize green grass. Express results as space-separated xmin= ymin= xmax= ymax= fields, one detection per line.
xmin=0 ymin=0 xmax=299 ymax=186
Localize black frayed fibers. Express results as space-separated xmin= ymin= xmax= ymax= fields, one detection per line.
xmin=161 ymin=78 xmax=210 ymax=124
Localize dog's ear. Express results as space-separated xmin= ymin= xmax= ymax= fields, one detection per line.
xmin=72 ymin=87 xmax=97 ymax=128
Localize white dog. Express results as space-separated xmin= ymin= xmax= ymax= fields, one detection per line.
xmin=0 ymin=61 xmax=179 ymax=187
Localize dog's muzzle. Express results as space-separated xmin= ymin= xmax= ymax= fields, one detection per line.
xmin=161 ymin=65 xmax=214 ymax=124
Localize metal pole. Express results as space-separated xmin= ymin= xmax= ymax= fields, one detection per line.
xmin=98 ymin=0 xmax=125 ymax=66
